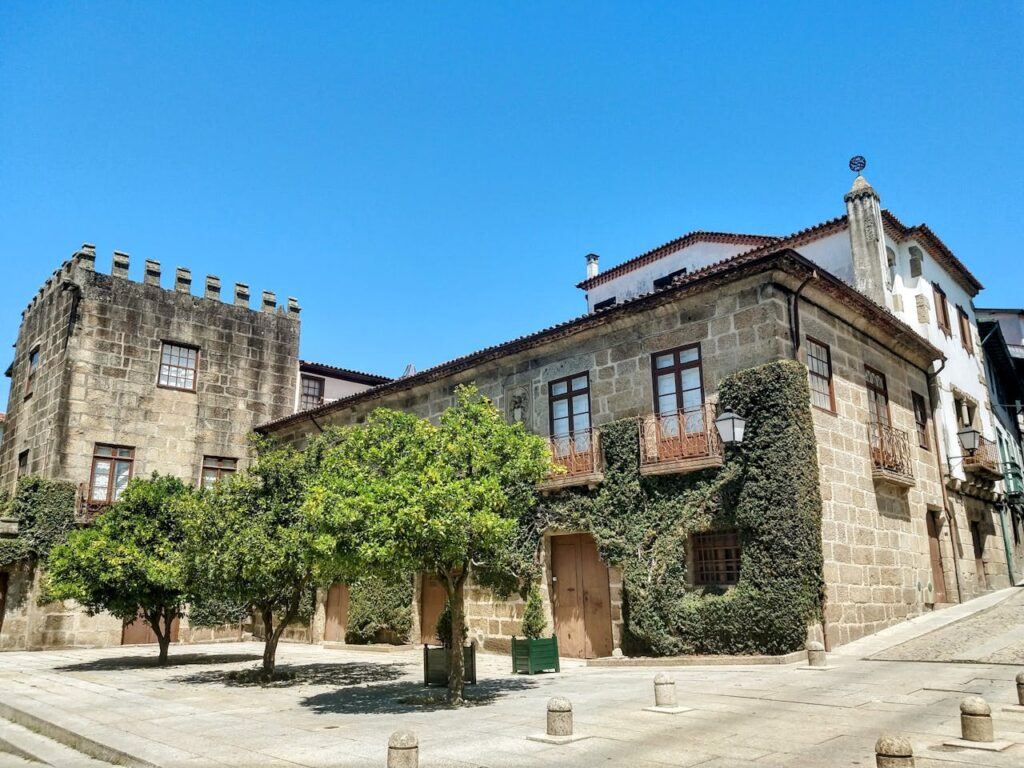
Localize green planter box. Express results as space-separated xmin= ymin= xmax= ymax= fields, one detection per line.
xmin=423 ymin=644 xmax=477 ymax=687
xmin=511 ymin=635 xmax=560 ymax=674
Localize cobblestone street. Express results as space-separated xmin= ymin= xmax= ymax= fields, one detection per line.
xmin=1 ymin=589 xmax=1023 ymax=767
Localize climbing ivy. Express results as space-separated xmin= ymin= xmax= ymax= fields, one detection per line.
xmin=345 ymin=574 xmax=413 ymax=644
xmin=534 ymin=360 xmax=824 ymax=656
xmin=0 ymin=476 xmax=77 ymax=570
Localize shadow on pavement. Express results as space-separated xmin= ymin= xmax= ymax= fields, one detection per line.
xmin=174 ymin=661 xmax=409 ymax=688
xmin=301 ymin=676 xmax=538 ymax=714
xmin=55 ymin=652 xmax=261 ymax=672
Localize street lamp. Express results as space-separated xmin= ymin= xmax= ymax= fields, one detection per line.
xmin=714 ymin=410 xmax=746 ymax=448
xmin=956 ymin=426 xmax=981 ymax=457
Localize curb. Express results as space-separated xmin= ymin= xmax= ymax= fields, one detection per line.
xmin=586 ymin=649 xmax=807 ymax=667
xmin=0 ymin=700 xmax=159 ymax=768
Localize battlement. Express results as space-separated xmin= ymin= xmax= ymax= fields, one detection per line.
xmin=22 ymin=244 xmax=301 ymax=321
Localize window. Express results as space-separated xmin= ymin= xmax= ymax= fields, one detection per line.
xmin=806 ymin=337 xmax=835 ymax=412
xmin=201 ymin=456 xmax=237 ymax=488
xmin=885 ymin=247 xmax=897 ymax=291
xmin=300 ymin=375 xmax=325 ymax=410
xmin=17 ymin=450 xmax=29 ymax=477
xmin=933 ymin=283 xmax=951 ymax=335
xmin=652 ymin=344 xmax=705 ymax=435
xmin=89 ymin=444 xmax=134 ymax=507
xmin=865 ymin=366 xmax=890 ymax=427
xmin=954 ymin=395 xmax=977 ymax=430
xmin=592 ymin=297 xmax=616 ymax=311
xmin=158 ymin=342 xmax=198 ymax=391
xmin=653 ymin=268 xmax=688 ymax=290
xmin=24 ymin=346 xmax=40 ymax=399
xmin=692 ymin=530 xmax=741 ymax=586
xmin=957 ymin=306 xmax=974 ymax=354
xmin=912 ymin=392 xmax=930 ymax=450
xmin=548 ymin=373 xmax=591 ymax=439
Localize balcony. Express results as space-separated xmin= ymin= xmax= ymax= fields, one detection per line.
xmin=963 ymin=436 xmax=1003 ymax=480
xmin=869 ymin=422 xmax=915 ymax=489
xmin=539 ymin=428 xmax=604 ymax=491
xmin=75 ymin=483 xmax=107 ymax=523
xmin=639 ymin=404 xmax=723 ymax=476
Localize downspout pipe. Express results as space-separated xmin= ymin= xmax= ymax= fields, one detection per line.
xmin=787 ymin=271 xmax=818 ymax=360
xmin=926 ymin=357 xmax=964 ymax=604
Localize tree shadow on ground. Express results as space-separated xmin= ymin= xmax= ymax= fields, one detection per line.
xmin=173 ymin=661 xmax=409 ymax=688
xmin=55 ymin=652 xmax=261 ymax=672
xmin=301 ymin=676 xmax=539 ymax=714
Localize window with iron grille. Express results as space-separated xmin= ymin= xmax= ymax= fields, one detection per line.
xmin=805 ymin=337 xmax=835 ymax=412
xmin=201 ymin=456 xmax=237 ymax=488
xmin=912 ymin=392 xmax=930 ymax=450
xmin=89 ymin=444 xmax=134 ymax=507
xmin=300 ymin=375 xmax=325 ymax=410
xmin=158 ymin=342 xmax=198 ymax=391
xmin=692 ymin=530 xmax=741 ymax=586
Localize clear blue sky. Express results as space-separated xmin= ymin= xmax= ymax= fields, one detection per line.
xmin=1 ymin=2 xmax=1021 ymax=402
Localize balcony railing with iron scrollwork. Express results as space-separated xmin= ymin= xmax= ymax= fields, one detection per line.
xmin=963 ymin=435 xmax=1002 ymax=478
xmin=75 ymin=483 xmax=108 ymax=523
xmin=541 ymin=428 xmax=603 ymax=488
xmin=869 ymin=421 xmax=914 ymax=483
xmin=639 ymin=403 xmax=722 ymax=473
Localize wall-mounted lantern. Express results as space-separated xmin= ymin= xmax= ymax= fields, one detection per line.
xmin=956 ymin=426 xmax=981 ymax=457
xmin=715 ymin=410 xmax=746 ymax=448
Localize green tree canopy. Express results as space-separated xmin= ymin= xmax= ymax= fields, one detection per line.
xmin=308 ymin=384 xmax=553 ymax=703
xmin=43 ymin=474 xmax=191 ymax=664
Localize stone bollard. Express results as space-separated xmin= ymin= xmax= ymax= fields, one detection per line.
xmin=1017 ymin=672 xmax=1024 ymax=706
xmin=874 ymin=733 xmax=914 ymax=767
xmin=387 ymin=730 xmax=418 ymax=768
xmin=959 ymin=697 xmax=994 ymax=742
xmin=807 ymin=641 xmax=827 ymax=667
xmin=654 ymin=673 xmax=678 ymax=707
xmin=547 ymin=697 xmax=573 ymax=737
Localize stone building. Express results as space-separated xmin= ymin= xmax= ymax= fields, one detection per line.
xmin=260 ymin=174 xmax=1018 ymax=655
xmin=0 ymin=247 xmax=305 ymax=650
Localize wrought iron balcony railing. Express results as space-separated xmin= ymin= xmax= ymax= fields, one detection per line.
xmin=639 ymin=403 xmax=722 ymax=475
xmin=540 ymin=428 xmax=604 ymax=489
xmin=868 ymin=422 xmax=914 ymax=486
xmin=963 ymin=435 xmax=1002 ymax=478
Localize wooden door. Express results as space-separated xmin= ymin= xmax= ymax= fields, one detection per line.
xmin=926 ymin=511 xmax=947 ymax=603
xmin=122 ymin=614 xmax=180 ymax=645
xmin=420 ymin=574 xmax=447 ymax=644
xmin=550 ymin=533 xmax=613 ymax=659
xmin=324 ymin=583 xmax=349 ymax=643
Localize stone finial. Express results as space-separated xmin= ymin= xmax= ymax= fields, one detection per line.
xmin=205 ymin=275 xmax=221 ymax=300
xmin=845 ymin=174 xmax=879 ymax=202
xmin=287 ymin=297 xmax=301 ymax=316
xmin=653 ymin=673 xmax=678 ymax=707
xmin=959 ymin=696 xmax=993 ymax=742
xmin=175 ymin=267 xmax=192 ymax=294
xmin=234 ymin=283 xmax=250 ymax=307
xmin=77 ymin=243 xmax=96 ymax=271
xmin=1016 ymin=671 xmax=1024 ymax=706
xmin=112 ymin=251 xmax=130 ymax=279
xmin=387 ymin=730 xmax=418 ymax=768
xmin=547 ymin=697 xmax=573 ymax=737
xmin=261 ymin=290 xmax=276 ymax=312
xmin=144 ymin=259 xmax=161 ymax=287
xmin=875 ymin=732 xmax=914 ymax=767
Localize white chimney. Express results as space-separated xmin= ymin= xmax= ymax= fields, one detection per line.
xmin=586 ymin=253 xmax=600 ymax=280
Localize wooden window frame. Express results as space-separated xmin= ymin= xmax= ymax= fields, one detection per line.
xmin=88 ymin=444 xmax=135 ymax=508
xmin=201 ymin=456 xmax=238 ymax=488
xmin=300 ymin=374 xmax=326 ymax=410
xmin=805 ymin=336 xmax=836 ymax=414
xmin=650 ymin=344 xmax=704 ymax=415
xmin=691 ymin=530 xmax=741 ymax=586
xmin=547 ymin=372 xmax=591 ymax=437
xmin=932 ymin=283 xmax=951 ymax=336
xmin=24 ymin=345 xmax=40 ymax=400
xmin=157 ymin=341 xmax=200 ymax=392
xmin=865 ymin=365 xmax=891 ymax=426
xmin=956 ymin=305 xmax=974 ymax=355
xmin=911 ymin=391 xmax=930 ymax=451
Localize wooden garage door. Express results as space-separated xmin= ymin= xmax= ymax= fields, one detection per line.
xmin=550 ymin=533 xmax=613 ymax=659
xmin=420 ymin=574 xmax=447 ymax=644
xmin=324 ymin=583 xmax=350 ymax=643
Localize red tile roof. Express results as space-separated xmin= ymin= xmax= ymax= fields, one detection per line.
xmin=881 ymin=210 xmax=983 ymax=295
xmin=299 ymin=360 xmax=391 ymax=385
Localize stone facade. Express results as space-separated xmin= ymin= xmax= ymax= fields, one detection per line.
xmin=0 ymin=245 xmax=301 ymax=650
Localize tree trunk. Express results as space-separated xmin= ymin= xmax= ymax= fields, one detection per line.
xmin=147 ymin=610 xmax=171 ymax=666
xmin=260 ymin=608 xmax=278 ymax=677
xmin=444 ymin=569 xmax=469 ymax=706
xmin=0 ymin=571 xmax=9 ymax=640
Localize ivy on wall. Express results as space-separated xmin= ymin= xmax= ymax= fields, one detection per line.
xmin=0 ymin=477 xmax=77 ymax=570
xmin=534 ymin=360 xmax=824 ymax=656
xmin=345 ymin=573 xmax=413 ymax=644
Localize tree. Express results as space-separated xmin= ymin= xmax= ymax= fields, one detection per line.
xmin=44 ymin=475 xmax=190 ymax=664
xmin=182 ymin=436 xmax=351 ymax=677
xmin=309 ymin=385 xmax=552 ymax=704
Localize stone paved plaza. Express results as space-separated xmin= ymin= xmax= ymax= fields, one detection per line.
xmin=1 ymin=589 xmax=1023 ymax=767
